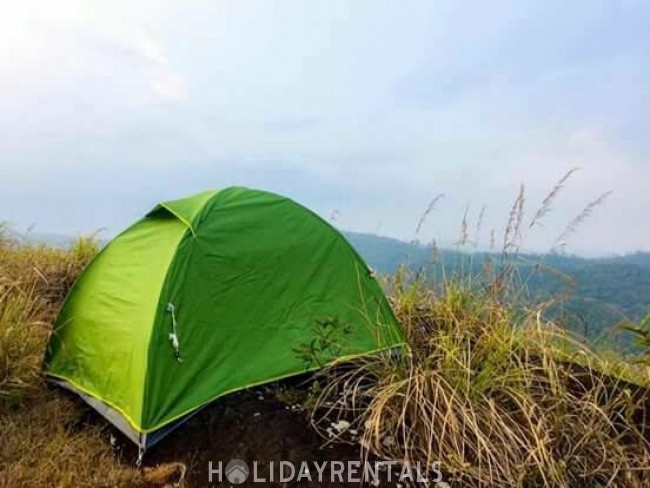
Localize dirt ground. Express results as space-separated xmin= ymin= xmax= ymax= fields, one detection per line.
xmin=105 ymin=383 xmax=406 ymax=487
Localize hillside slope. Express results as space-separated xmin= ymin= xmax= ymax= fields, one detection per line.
xmin=345 ymin=231 xmax=650 ymax=349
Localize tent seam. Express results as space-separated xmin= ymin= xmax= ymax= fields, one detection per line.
xmin=158 ymin=203 xmax=196 ymax=236
xmin=140 ymin=225 xmax=194 ymax=432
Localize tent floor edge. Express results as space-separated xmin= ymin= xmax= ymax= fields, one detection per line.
xmin=140 ymin=407 xmax=205 ymax=450
xmin=46 ymin=377 xmax=203 ymax=454
xmin=47 ymin=377 xmax=142 ymax=447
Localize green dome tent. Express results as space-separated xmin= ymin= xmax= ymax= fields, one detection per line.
xmin=44 ymin=187 xmax=402 ymax=451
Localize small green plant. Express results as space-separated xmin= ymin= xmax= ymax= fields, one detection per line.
xmin=293 ymin=316 xmax=355 ymax=368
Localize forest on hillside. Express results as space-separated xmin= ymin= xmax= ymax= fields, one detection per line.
xmin=346 ymin=232 xmax=650 ymax=352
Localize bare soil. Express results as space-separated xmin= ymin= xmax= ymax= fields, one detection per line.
xmin=90 ymin=382 xmax=400 ymax=487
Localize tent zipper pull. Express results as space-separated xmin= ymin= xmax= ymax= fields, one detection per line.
xmin=166 ymin=302 xmax=183 ymax=362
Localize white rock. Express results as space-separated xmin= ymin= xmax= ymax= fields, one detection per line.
xmin=382 ymin=435 xmax=395 ymax=447
xmin=331 ymin=420 xmax=351 ymax=433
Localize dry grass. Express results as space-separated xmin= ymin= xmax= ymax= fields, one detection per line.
xmin=553 ymin=191 xmax=613 ymax=254
xmin=308 ymin=169 xmax=649 ymax=487
xmin=0 ymin=231 xmax=97 ymax=401
xmin=0 ymin=230 xmax=159 ymax=487
xmin=311 ymin=274 xmax=650 ymax=486
xmin=0 ymin=392 xmax=127 ymax=487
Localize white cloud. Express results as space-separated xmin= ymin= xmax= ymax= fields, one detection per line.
xmin=150 ymin=72 xmax=189 ymax=102
xmin=0 ymin=0 xmax=647 ymax=254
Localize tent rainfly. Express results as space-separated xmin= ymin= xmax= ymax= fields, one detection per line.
xmin=44 ymin=187 xmax=403 ymax=452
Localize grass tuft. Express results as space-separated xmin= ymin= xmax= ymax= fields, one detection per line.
xmin=311 ymin=273 xmax=650 ymax=486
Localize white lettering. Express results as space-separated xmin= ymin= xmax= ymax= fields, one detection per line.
xmin=208 ymin=461 xmax=222 ymax=483
xmin=430 ymin=461 xmax=444 ymax=483
xmin=363 ymin=462 xmax=380 ymax=484
xmin=330 ymin=461 xmax=345 ymax=482
xmin=348 ymin=461 xmax=361 ymax=482
xmin=253 ymin=462 xmax=266 ymax=482
xmin=383 ymin=460 xmax=397 ymax=482
xmin=296 ymin=462 xmax=312 ymax=482
xmin=313 ymin=461 xmax=327 ymax=482
xmin=400 ymin=463 xmax=414 ymax=482
xmin=279 ymin=461 xmax=295 ymax=482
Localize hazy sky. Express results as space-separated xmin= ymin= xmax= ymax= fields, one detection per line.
xmin=1 ymin=0 xmax=648 ymax=255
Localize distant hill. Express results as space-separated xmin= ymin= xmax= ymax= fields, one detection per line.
xmin=345 ymin=231 xmax=650 ymax=351
xmin=344 ymin=231 xmax=650 ymax=272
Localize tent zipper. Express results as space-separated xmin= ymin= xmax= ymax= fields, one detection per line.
xmin=166 ymin=302 xmax=183 ymax=362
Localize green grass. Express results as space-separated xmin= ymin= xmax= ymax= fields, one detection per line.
xmin=309 ymin=269 xmax=650 ymax=486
